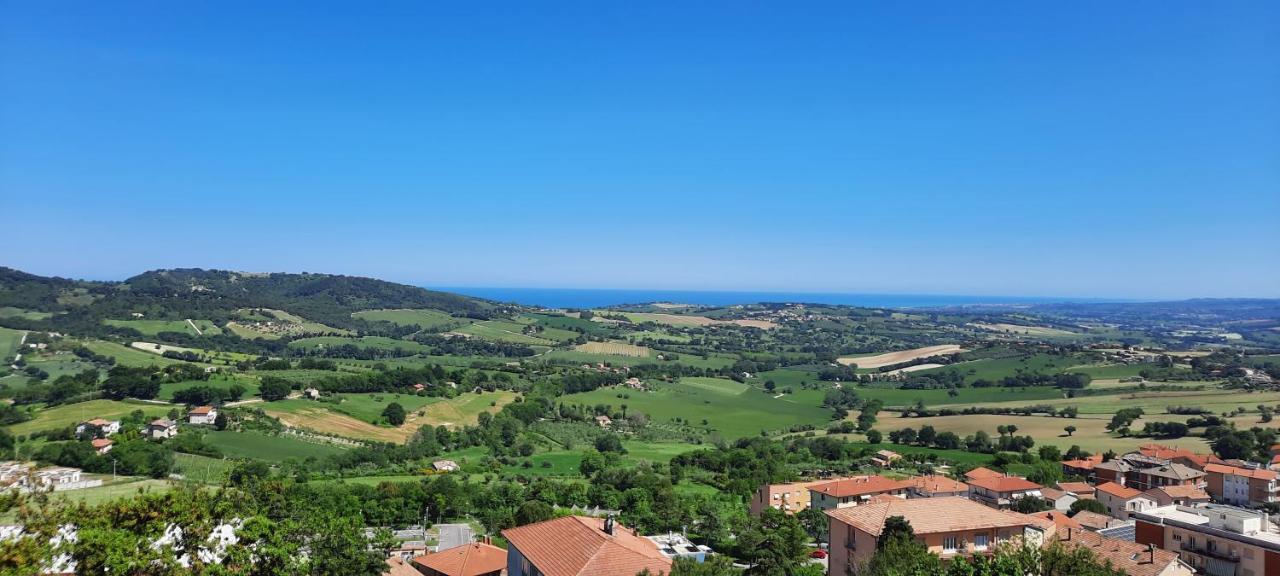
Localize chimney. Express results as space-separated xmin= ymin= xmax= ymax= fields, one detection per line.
xmin=1065 ymin=527 xmax=1072 ymax=541
xmin=1143 ymin=543 xmax=1155 ymax=564
xmin=604 ymin=514 xmax=615 ymax=536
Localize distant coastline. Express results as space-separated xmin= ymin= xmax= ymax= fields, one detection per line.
xmin=428 ymin=286 xmax=1121 ymax=310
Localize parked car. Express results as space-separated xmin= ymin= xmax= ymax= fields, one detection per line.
xmin=810 ymin=549 xmax=828 ymax=559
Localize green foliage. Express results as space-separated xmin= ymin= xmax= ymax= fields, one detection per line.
xmin=382 ymin=402 xmax=406 ymax=425
xmin=1069 ymin=498 xmax=1108 ymax=516
xmin=259 ymin=377 xmax=292 ymax=401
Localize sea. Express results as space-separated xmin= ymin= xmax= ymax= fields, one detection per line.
xmin=428 ymin=287 xmax=1108 ymax=310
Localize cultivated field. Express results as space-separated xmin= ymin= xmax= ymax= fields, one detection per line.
xmin=0 ymin=327 xmax=25 ymax=363
xmin=614 ymin=312 xmax=776 ymax=330
xmin=263 ymin=391 xmax=518 ymax=442
xmin=873 ymin=412 xmax=1211 ymax=454
xmin=288 ymin=335 xmax=430 ymax=354
xmin=452 ymin=320 xmax=556 ymax=346
xmin=351 ymin=308 xmax=460 ymax=330
xmin=7 ymin=399 xmax=172 ymax=436
xmin=203 ymin=430 xmax=351 ymax=461
xmin=838 ymin=344 xmax=965 ymax=368
xmin=104 ymin=319 xmax=223 ymax=337
xmin=969 ymin=323 xmax=1077 ymax=337
xmin=574 ymin=341 xmax=651 ymax=358
xmin=77 ymin=340 xmax=186 ymax=367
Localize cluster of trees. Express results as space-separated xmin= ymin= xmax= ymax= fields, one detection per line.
xmin=887 ymin=425 xmax=1036 ymax=455
xmin=901 ymin=403 xmax=1078 ymax=419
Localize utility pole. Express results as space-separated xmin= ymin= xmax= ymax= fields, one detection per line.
xmin=112 ymin=458 xmax=117 ymax=482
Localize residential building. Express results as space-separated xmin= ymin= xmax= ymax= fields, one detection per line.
xmin=1093 ymin=460 xmax=1133 ymax=486
xmin=1054 ymin=526 xmax=1192 ymax=576
xmin=966 ymin=476 xmax=1043 ymax=509
xmin=1138 ymin=444 xmax=1223 ymax=471
xmin=502 ymin=515 xmax=672 ymax=576
xmin=1062 ymin=454 xmax=1104 ymax=482
xmin=907 ymin=475 xmax=969 ymax=499
xmin=148 ymin=419 xmax=178 ymax=439
xmin=808 ymin=476 xmax=911 ymax=511
xmin=414 ymin=542 xmax=507 ymax=576
xmin=964 ymin=467 xmax=1003 ymax=481
xmin=1129 ymin=464 xmax=1206 ymax=491
xmin=1135 ymin=504 xmax=1280 ymax=576
xmin=433 ymin=460 xmax=460 ymax=473
xmin=1144 ymin=485 xmax=1211 ymax=507
xmin=1072 ymin=511 xmax=1120 ymax=531
xmin=1039 ymin=488 xmax=1077 ymax=512
xmin=595 ymin=415 xmax=612 ymax=428
xmin=1057 ymin=481 xmax=1097 ymax=499
xmin=871 ymin=450 xmax=901 ymax=468
xmin=75 ymin=418 xmax=121 ymax=437
xmin=751 ymin=480 xmax=828 ymax=515
xmin=1204 ymin=464 xmax=1280 ymax=507
xmin=1032 ymin=510 xmax=1084 ymax=531
xmin=384 ymin=557 xmax=422 ymax=576
xmin=188 ymin=406 xmax=218 ymax=425
xmin=91 ymin=438 xmax=113 ymax=455
xmin=303 ymin=387 xmax=320 ymax=399
xmin=1096 ymin=482 xmax=1158 ymax=520
xmin=825 ymin=496 xmax=1047 ymax=574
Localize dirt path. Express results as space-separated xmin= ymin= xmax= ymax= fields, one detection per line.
xmin=837 ymin=344 xmax=965 ymax=368
xmin=226 ymin=391 xmax=300 ymax=407
xmin=185 ymin=319 xmax=203 ymax=336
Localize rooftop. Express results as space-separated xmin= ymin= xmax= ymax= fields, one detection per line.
xmin=1071 ymin=511 xmax=1114 ymax=530
xmin=1132 ymin=504 xmax=1280 ymax=547
xmin=1205 ymin=463 xmax=1277 ymax=480
xmin=810 ymin=476 xmax=910 ymax=498
xmin=964 ymin=467 xmax=1003 ymax=480
xmin=413 ymin=542 xmax=507 ymax=576
xmin=1056 ymin=482 xmax=1095 ymax=495
xmin=189 ymin=406 xmax=215 ymax=415
xmin=1144 ymin=485 xmax=1209 ymax=500
xmin=966 ymin=475 xmax=1042 ymax=493
xmin=501 ymin=516 xmax=671 ymax=576
xmin=1096 ymin=482 xmax=1144 ymax=500
xmin=1057 ymin=527 xmax=1184 ymax=576
xmin=1136 ymin=463 xmax=1205 ymax=481
xmin=907 ymin=475 xmax=968 ymax=495
xmin=825 ymin=496 xmax=1035 ymax=537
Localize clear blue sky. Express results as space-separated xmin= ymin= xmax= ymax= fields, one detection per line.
xmin=2 ymin=1 xmax=1277 ymax=299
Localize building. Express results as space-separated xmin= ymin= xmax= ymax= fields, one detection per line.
xmin=825 ymin=496 xmax=1047 ymax=574
xmin=1135 ymin=504 xmax=1280 ymax=576
xmin=502 ymin=516 xmax=672 ymax=576
xmin=75 ymin=418 xmax=121 ymax=438
xmin=1039 ymin=488 xmax=1078 ymax=512
xmin=645 ymin=532 xmax=713 ymax=562
xmin=1032 ymin=510 xmax=1084 ymax=531
xmin=1144 ymin=485 xmax=1211 ymax=507
xmin=751 ymin=480 xmax=828 ymax=515
xmin=595 ymin=415 xmax=612 ymax=428
xmin=1055 ymin=526 xmax=1192 ymax=576
xmin=413 ymin=542 xmax=507 ymax=576
xmin=808 ymin=476 xmax=911 ymax=511
xmin=1094 ymin=460 xmax=1133 ymax=486
xmin=907 ymin=475 xmax=970 ymax=499
xmin=1056 ymin=481 xmax=1097 ymax=499
xmin=148 ymin=419 xmax=178 ymax=439
xmin=433 ymin=460 xmax=460 ymax=473
xmin=32 ymin=467 xmax=81 ymax=488
xmin=188 ymin=406 xmax=218 ymax=425
xmin=1129 ymin=464 xmax=1207 ymax=492
xmin=870 ymin=450 xmax=901 ymax=468
xmin=1138 ymin=444 xmax=1223 ymax=471
xmin=1073 ymin=511 xmax=1120 ymax=531
xmin=91 ymin=438 xmax=113 ymax=455
xmin=1062 ymin=454 xmax=1105 ymax=482
xmin=1096 ymin=482 xmax=1158 ymax=520
xmin=964 ymin=467 xmax=1004 ymax=481
xmin=1204 ymin=464 xmax=1280 ymax=508
xmin=384 ymin=557 xmax=421 ymax=576
xmin=303 ymin=387 xmax=320 ymax=400
xmin=966 ymin=476 xmax=1043 ymax=509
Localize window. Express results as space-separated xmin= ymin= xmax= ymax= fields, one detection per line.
xmin=1172 ymin=533 xmax=1182 ymax=542
xmin=943 ymin=536 xmax=958 ymax=552
xmin=974 ymin=534 xmax=989 ymax=550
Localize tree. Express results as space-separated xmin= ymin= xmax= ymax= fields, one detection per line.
xmin=669 ymin=555 xmax=740 ymax=576
xmin=515 ymin=500 xmax=554 ymax=526
xmin=865 ymin=429 xmax=882 ymax=444
xmin=259 ymin=377 xmax=291 ymax=401
xmin=1027 ymin=459 xmax=1064 ymax=486
xmin=1064 ymin=425 xmax=1076 ymax=437
xmin=1069 ymin=498 xmax=1108 ymax=516
xmin=736 ymin=508 xmax=809 ymax=575
xmin=796 ymin=507 xmax=827 ymax=542
xmin=382 ymin=403 xmax=406 ymax=425
xmin=1010 ymin=495 xmax=1052 ymax=514
xmin=1212 ymin=430 xmax=1257 ymax=460
xmin=594 ymin=434 xmax=626 ymax=454
xmin=226 ymin=383 xmax=246 ymax=401
xmin=213 ymin=412 xmax=228 ymax=431
xmin=877 ymin=515 xmax=915 ymax=547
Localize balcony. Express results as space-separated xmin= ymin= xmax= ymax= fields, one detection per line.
xmin=1180 ymin=541 xmax=1241 ymax=563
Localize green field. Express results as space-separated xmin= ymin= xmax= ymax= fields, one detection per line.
xmin=104 ymin=318 xmax=223 ymax=337
xmin=174 ymin=452 xmax=237 ymax=484
xmin=77 ymin=340 xmax=187 ymax=367
xmin=22 ymin=356 xmax=98 ymax=380
xmin=563 ymin=377 xmax=830 ymax=439
xmin=0 ymin=327 xmax=24 ymax=363
xmin=0 ymin=307 xmax=53 ymax=321
xmin=289 ymin=335 xmax=430 ymax=354
xmin=454 ymin=320 xmax=555 ymax=346
xmin=202 ymin=431 xmax=351 ymax=461
xmin=678 ymin=377 xmax=750 ymax=395
xmin=855 ymin=385 xmax=1064 ymax=407
xmin=159 ymin=375 xmax=261 ymax=401
xmin=49 ymin=478 xmax=174 ymax=507
xmin=352 ymin=308 xmax=462 ymax=330
xmin=6 ymin=399 xmax=173 ymax=436
xmin=542 ymin=350 xmax=736 ymax=370
xmin=329 ymin=392 xmax=442 ymax=423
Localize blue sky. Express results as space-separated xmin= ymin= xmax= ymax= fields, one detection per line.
xmin=2 ymin=1 xmax=1277 ymax=299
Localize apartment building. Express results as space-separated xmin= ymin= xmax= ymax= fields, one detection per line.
xmin=1135 ymin=504 xmax=1280 ymax=576
xmin=966 ymin=476 xmax=1043 ymax=509
xmin=1096 ymin=482 xmax=1158 ymax=520
xmin=1204 ymin=464 xmax=1280 ymax=508
xmin=751 ymin=480 xmax=829 ymax=516
xmin=808 ymin=476 xmax=911 ymax=511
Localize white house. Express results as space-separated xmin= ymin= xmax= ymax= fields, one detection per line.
xmin=188 ymin=406 xmax=218 ymax=425
xmin=432 ymin=460 xmax=460 ymax=473
xmin=75 ymin=418 xmax=121 ymax=437
xmin=32 ymin=467 xmax=81 ymax=488
xmin=1095 ymin=482 xmax=1158 ymax=519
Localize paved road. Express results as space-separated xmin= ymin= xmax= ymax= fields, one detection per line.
xmin=435 ymin=524 xmax=474 ymax=552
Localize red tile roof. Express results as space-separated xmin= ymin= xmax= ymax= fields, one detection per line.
xmin=966 ymin=476 xmax=1042 ymax=493
xmin=1145 ymin=485 xmax=1210 ymax=501
xmin=965 ymin=466 xmax=1003 ymax=480
xmin=908 ymin=475 xmax=969 ymax=495
xmin=1095 ymin=482 xmax=1143 ymax=500
xmin=826 ymin=496 xmax=1035 ymax=536
xmin=414 ymin=542 xmax=507 ymax=576
xmin=90 ymin=439 xmax=113 ymax=449
xmin=384 ymin=557 xmax=422 ymax=576
xmin=1070 ymin=511 xmax=1112 ymax=530
xmin=1032 ymin=510 xmax=1083 ymax=530
xmin=1205 ymin=463 xmax=1278 ymax=480
xmin=810 ymin=476 xmax=911 ymax=498
xmin=189 ymin=406 xmax=215 ymax=415
xmin=1056 ymin=527 xmax=1185 ymax=576
xmin=1056 ymin=482 xmax=1095 ymax=495
xmin=501 ymin=516 xmax=671 ymax=576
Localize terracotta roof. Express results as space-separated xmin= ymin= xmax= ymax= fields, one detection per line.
xmin=501 ymin=516 xmax=671 ymax=576
xmin=90 ymin=439 xmax=112 ymax=449
xmin=825 ymin=496 xmax=1035 ymax=537
xmin=1061 ymin=455 xmax=1103 ymax=469
xmin=189 ymin=406 xmax=215 ymax=415
xmin=149 ymin=418 xmax=176 ymax=427
xmin=85 ymin=418 xmax=113 ymax=426
xmin=1205 ymin=463 xmax=1278 ymax=480
xmin=1145 ymin=485 xmax=1209 ymax=501
xmin=1040 ymin=488 xmax=1069 ymax=501
xmin=907 ymin=475 xmax=968 ymax=495
xmin=414 ymin=542 xmax=507 ymax=576
xmin=1095 ymin=482 xmax=1143 ymax=500
xmin=810 ymin=476 xmax=911 ymax=498
xmin=1032 ymin=510 xmax=1082 ymax=530
xmin=1056 ymin=482 xmax=1095 ymax=495
xmin=1070 ymin=511 xmax=1113 ymax=530
xmin=966 ymin=476 xmax=1042 ymax=493
xmin=1056 ymin=528 xmax=1184 ymax=576
xmin=965 ymin=466 xmax=1003 ymax=480
xmin=384 ymin=557 xmax=421 ymax=576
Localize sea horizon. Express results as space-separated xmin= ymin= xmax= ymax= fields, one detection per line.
xmin=427 ymin=286 xmax=1132 ymax=310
